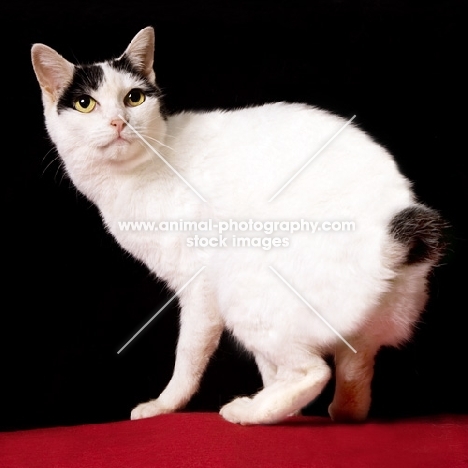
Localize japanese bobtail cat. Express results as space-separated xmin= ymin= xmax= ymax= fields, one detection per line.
xmin=31 ymin=27 xmax=446 ymax=424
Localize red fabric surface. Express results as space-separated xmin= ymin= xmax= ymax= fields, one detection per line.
xmin=1 ymin=413 xmax=467 ymax=468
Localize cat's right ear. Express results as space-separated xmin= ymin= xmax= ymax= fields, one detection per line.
xmin=120 ymin=27 xmax=156 ymax=83
xmin=31 ymin=44 xmax=74 ymax=101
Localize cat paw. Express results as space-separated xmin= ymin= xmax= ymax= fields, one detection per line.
xmin=220 ymin=396 xmax=285 ymax=425
xmin=220 ymin=397 xmax=256 ymax=425
xmin=131 ymin=399 xmax=171 ymax=420
xmin=328 ymin=402 xmax=368 ymax=423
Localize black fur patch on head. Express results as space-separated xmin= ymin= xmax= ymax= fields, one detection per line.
xmin=390 ymin=205 xmax=448 ymax=265
xmin=110 ymin=54 xmax=160 ymax=97
xmin=57 ymin=64 xmax=104 ymax=113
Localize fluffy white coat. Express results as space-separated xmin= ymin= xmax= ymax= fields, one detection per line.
xmin=31 ymin=27 xmax=441 ymax=424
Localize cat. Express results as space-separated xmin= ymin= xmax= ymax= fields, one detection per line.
xmin=31 ymin=26 xmax=446 ymax=425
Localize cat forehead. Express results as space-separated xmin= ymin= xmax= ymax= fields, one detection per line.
xmin=57 ymin=56 xmax=158 ymax=112
xmin=101 ymin=62 xmax=146 ymax=90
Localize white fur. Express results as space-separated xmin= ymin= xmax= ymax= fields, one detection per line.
xmin=32 ymin=27 xmax=438 ymax=424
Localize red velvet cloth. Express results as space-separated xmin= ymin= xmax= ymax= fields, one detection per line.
xmin=1 ymin=413 xmax=467 ymax=468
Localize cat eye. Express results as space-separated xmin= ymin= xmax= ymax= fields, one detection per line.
xmin=73 ymin=95 xmax=96 ymax=113
xmin=124 ymin=89 xmax=146 ymax=107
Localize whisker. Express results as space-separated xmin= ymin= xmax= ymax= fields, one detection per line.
xmin=42 ymin=146 xmax=57 ymax=163
xmin=42 ymin=154 xmax=61 ymax=177
xmin=56 ymin=161 xmax=67 ymax=186
xmin=139 ymin=134 xmax=175 ymax=151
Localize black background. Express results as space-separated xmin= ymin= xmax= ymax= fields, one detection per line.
xmin=2 ymin=0 xmax=466 ymax=431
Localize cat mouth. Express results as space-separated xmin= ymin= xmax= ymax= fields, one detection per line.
xmin=100 ymin=136 xmax=131 ymax=149
xmin=113 ymin=136 xmax=130 ymax=146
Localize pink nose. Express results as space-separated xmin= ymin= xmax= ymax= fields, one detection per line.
xmin=111 ymin=119 xmax=126 ymax=134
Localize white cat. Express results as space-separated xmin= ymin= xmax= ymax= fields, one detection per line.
xmin=31 ymin=27 xmax=446 ymax=424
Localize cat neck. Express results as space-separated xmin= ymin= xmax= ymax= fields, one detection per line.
xmin=65 ymin=143 xmax=183 ymax=221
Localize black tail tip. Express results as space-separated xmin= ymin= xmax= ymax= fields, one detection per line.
xmin=390 ymin=204 xmax=448 ymax=265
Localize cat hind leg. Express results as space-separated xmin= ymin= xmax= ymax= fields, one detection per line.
xmin=328 ymin=339 xmax=378 ymax=422
xmin=329 ymin=261 xmax=438 ymax=422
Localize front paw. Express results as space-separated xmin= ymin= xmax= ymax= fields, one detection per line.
xmin=220 ymin=396 xmax=254 ymax=425
xmin=131 ymin=399 xmax=171 ymax=420
xmin=221 ymin=396 xmax=302 ymax=425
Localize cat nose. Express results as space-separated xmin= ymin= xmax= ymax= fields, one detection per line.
xmin=111 ymin=119 xmax=126 ymax=134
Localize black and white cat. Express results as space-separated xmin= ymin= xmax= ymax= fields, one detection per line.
xmin=31 ymin=27 xmax=445 ymax=424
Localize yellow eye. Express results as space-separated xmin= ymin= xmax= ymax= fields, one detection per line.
xmin=73 ymin=95 xmax=96 ymax=113
xmin=125 ymin=89 xmax=146 ymax=107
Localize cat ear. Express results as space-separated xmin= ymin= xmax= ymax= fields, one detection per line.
xmin=31 ymin=44 xmax=75 ymax=101
xmin=121 ymin=27 xmax=156 ymax=83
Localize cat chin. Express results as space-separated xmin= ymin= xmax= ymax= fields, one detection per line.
xmin=105 ymin=144 xmax=151 ymax=167
xmin=99 ymin=137 xmax=131 ymax=150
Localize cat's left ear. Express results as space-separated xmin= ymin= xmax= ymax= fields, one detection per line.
xmin=121 ymin=27 xmax=156 ymax=83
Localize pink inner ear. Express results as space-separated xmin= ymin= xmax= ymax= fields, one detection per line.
xmin=32 ymin=45 xmax=74 ymax=98
xmin=123 ymin=27 xmax=155 ymax=78
xmin=49 ymin=62 xmax=74 ymax=94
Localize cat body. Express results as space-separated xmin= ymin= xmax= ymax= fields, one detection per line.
xmin=31 ymin=27 xmax=445 ymax=424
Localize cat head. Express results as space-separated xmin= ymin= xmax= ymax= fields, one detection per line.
xmin=31 ymin=27 xmax=166 ymax=175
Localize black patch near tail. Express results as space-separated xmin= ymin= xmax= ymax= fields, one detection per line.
xmin=390 ymin=205 xmax=447 ymax=265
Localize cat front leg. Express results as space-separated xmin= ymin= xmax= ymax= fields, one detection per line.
xmin=255 ymin=354 xmax=301 ymax=416
xmin=131 ymin=286 xmax=223 ymax=420
xmin=255 ymin=354 xmax=278 ymax=388
xmin=220 ymin=352 xmax=331 ymax=425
